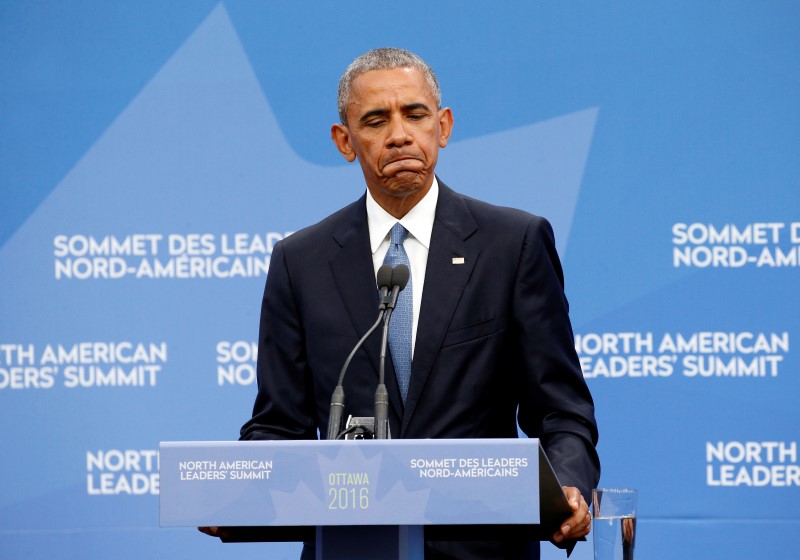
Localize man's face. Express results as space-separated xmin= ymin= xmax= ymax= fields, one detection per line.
xmin=331 ymin=67 xmax=453 ymax=217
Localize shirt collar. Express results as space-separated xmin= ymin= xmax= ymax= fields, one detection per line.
xmin=366 ymin=177 xmax=439 ymax=255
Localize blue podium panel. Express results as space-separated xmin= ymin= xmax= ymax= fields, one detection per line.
xmin=159 ymin=439 xmax=540 ymax=528
xmin=316 ymin=525 xmax=424 ymax=560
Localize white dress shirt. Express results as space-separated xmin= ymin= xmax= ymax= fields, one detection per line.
xmin=366 ymin=177 xmax=439 ymax=356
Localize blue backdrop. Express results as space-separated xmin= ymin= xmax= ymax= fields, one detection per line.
xmin=2 ymin=2 xmax=798 ymax=559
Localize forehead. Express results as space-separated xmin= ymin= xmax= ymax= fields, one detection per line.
xmin=347 ymin=67 xmax=435 ymax=110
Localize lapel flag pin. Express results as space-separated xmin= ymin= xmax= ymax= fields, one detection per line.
xmin=452 ymin=257 xmax=465 ymax=265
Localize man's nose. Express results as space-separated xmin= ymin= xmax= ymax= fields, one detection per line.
xmin=385 ymin=117 xmax=412 ymax=146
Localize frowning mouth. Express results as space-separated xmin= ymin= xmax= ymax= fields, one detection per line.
xmin=383 ymin=155 xmax=423 ymax=168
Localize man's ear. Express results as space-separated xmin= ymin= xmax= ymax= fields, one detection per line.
xmin=438 ymin=107 xmax=454 ymax=148
xmin=331 ymin=123 xmax=356 ymax=162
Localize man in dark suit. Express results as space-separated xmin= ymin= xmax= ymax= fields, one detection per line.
xmin=237 ymin=48 xmax=599 ymax=559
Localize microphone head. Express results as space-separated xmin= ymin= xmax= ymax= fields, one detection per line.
xmin=391 ymin=264 xmax=410 ymax=290
xmin=376 ymin=264 xmax=393 ymax=290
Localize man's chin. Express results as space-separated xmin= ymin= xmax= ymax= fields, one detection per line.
xmin=384 ymin=172 xmax=429 ymax=194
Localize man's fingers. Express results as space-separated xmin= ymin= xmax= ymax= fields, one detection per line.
xmin=553 ymin=489 xmax=592 ymax=542
xmin=198 ymin=526 xmax=231 ymax=538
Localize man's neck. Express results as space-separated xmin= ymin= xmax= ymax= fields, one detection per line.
xmin=367 ymin=180 xmax=433 ymax=219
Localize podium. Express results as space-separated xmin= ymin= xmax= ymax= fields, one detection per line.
xmin=160 ymin=438 xmax=571 ymax=559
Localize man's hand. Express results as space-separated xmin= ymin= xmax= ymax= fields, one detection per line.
xmin=198 ymin=526 xmax=231 ymax=539
xmin=552 ymin=486 xmax=592 ymax=544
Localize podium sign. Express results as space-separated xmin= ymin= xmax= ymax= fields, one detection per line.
xmin=159 ymin=438 xmax=541 ymax=528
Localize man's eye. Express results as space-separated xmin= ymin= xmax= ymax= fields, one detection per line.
xmin=408 ymin=113 xmax=426 ymax=120
xmin=365 ymin=119 xmax=385 ymax=128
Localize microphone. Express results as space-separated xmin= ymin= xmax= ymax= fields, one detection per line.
xmin=385 ymin=264 xmax=409 ymax=310
xmin=326 ymin=264 xmax=394 ymax=440
xmin=374 ymin=264 xmax=410 ymax=439
xmin=376 ymin=264 xmax=393 ymax=309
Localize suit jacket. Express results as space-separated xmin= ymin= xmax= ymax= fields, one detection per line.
xmin=241 ymin=181 xmax=600 ymax=559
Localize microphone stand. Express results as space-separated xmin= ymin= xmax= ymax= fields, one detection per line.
xmin=325 ymin=265 xmax=393 ymax=440
xmin=374 ymin=264 xmax=409 ymax=440
xmin=373 ymin=308 xmax=392 ymax=440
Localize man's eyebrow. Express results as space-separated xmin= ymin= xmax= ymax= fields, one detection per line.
xmin=358 ymin=108 xmax=389 ymax=123
xmin=403 ymin=102 xmax=431 ymax=113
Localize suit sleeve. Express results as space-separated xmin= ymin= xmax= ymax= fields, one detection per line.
xmin=513 ymin=216 xmax=600 ymax=500
xmin=239 ymin=240 xmax=318 ymax=441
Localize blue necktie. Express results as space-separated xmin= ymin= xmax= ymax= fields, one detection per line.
xmin=383 ymin=223 xmax=413 ymax=402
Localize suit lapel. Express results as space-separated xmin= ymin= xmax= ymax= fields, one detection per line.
xmin=329 ymin=198 xmax=377 ymax=338
xmin=402 ymin=183 xmax=479 ymax=433
xmin=329 ymin=196 xmax=405 ymax=419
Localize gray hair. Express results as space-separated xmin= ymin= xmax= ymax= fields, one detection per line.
xmin=337 ymin=48 xmax=442 ymax=125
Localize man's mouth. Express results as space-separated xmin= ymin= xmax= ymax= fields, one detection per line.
xmin=383 ymin=156 xmax=422 ymax=171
